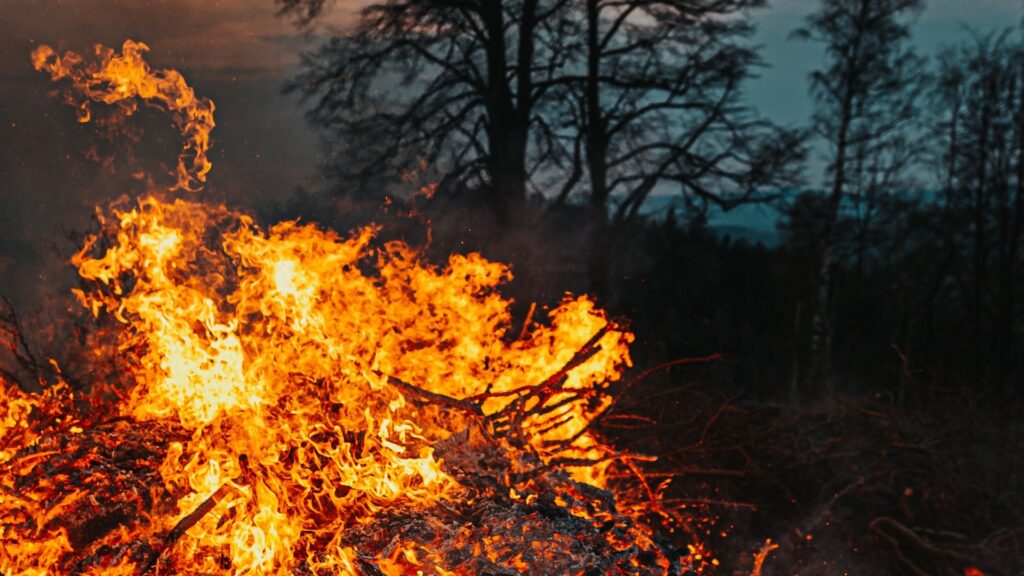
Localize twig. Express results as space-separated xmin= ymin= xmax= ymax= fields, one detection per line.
xmin=378 ymin=372 xmax=483 ymax=416
xmin=518 ymin=302 xmax=536 ymax=341
xmin=661 ymin=497 xmax=757 ymax=511
xmin=750 ymin=539 xmax=779 ymax=576
xmin=479 ymin=325 xmax=611 ymax=406
xmin=546 ymin=354 xmax=726 ymax=450
xmin=0 ymin=295 xmax=43 ymax=390
xmin=870 ymin=516 xmax=982 ymax=569
xmin=143 ymin=456 xmax=257 ymax=574
xmin=141 ymin=483 xmax=238 ymax=574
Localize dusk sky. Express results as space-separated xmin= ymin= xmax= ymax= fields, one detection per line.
xmin=0 ymin=0 xmax=1021 ymax=307
xmin=752 ymin=0 xmax=1023 ymax=129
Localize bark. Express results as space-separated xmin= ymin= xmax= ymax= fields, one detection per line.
xmin=802 ymin=0 xmax=881 ymax=403
xmin=584 ymin=0 xmax=612 ymax=299
xmin=481 ymin=0 xmax=530 ymax=225
xmin=806 ymin=58 xmax=857 ymax=404
xmin=996 ymin=73 xmax=1024 ymax=397
xmin=972 ymin=83 xmax=991 ymax=385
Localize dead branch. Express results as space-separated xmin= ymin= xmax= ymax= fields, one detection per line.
xmin=142 ymin=482 xmax=239 ymax=574
xmin=378 ymin=372 xmax=483 ymax=416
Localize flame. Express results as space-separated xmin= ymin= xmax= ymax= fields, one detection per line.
xmin=31 ymin=40 xmax=214 ymax=191
xmin=62 ymin=195 xmax=634 ymax=573
xmin=0 ymin=38 xmax=714 ymax=576
xmin=0 ymin=382 xmax=38 ymax=463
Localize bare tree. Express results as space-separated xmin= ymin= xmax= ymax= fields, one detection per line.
xmin=792 ymin=0 xmax=925 ymax=402
xmin=543 ymin=0 xmax=806 ymax=297
xmin=931 ymin=30 xmax=1024 ymax=393
xmin=283 ymin=0 xmax=580 ymax=225
xmin=281 ymin=0 xmax=802 ymax=251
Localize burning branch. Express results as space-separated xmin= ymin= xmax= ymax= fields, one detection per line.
xmin=142 ymin=482 xmax=240 ymax=573
xmin=379 ymin=372 xmax=482 ymax=416
xmin=750 ymin=539 xmax=778 ymax=576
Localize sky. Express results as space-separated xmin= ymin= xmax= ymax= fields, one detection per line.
xmin=703 ymin=0 xmax=1023 ymax=234
xmin=0 ymin=0 xmax=1021 ymax=309
xmin=751 ymin=0 xmax=1023 ymax=128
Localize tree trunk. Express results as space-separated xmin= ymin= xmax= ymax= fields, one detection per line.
xmin=481 ymin=0 xmax=528 ymax=226
xmin=802 ymin=0 xmax=874 ymax=404
xmin=805 ymin=88 xmax=854 ymax=403
xmin=972 ymin=88 xmax=991 ymax=386
xmin=1000 ymin=76 xmax=1024 ymax=398
xmin=584 ymin=0 xmax=612 ymax=300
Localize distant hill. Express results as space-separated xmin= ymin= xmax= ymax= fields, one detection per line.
xmin=639 ymin=194 xmax=781 ymax=247
xmin=707 ymin=224 xmax=780 ymax=247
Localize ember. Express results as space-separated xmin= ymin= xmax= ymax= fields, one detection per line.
xmin=0 ymin=40 xmax=710 ymax=575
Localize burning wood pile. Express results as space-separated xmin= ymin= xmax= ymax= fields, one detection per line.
xmin=0 ymin=41 xmax=712 ymax=575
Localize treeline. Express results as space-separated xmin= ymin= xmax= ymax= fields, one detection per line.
xmin=275 ymin=0 xmax=1024 ymax=401
xmin=787 ymin=19 xmax=1024 ymax=400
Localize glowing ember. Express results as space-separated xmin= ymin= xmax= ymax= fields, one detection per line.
xmin=749 ymin=540 xmax=778 ymax=576
xmin=0 ymin=39 xmax=713 ymax=575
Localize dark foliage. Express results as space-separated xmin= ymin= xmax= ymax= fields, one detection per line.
xmin=608 ymin=374 xmax=1024 ymax=574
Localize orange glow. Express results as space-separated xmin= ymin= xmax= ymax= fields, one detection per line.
xmin=62 ymin=195 xmax=637 ymax=573
xmin=750 ymin=539 xmax=779 ymax=576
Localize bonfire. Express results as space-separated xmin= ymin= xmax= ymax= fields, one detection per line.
xmin=0 ymin=40 xmax=716 ymax=575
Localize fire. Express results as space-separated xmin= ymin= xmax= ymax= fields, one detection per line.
xmin=0 ymin=39 xmax=710 ymax=575
xmin=65 ymin=196 xmax=634 ymax=573
xmin=749 ymin=539 xmax=778 ymax=576
xmin=31 ymin=40 xmax=214 ymax=191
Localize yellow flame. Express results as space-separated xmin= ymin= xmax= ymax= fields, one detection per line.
xmin=31 ymin=40 xmax=215 ymax=191
xmin=60 ymin=195 xmax=632 ymax=573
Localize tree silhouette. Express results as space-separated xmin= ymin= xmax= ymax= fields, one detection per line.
xmin=284 ymin=0 xmax=577 ymax=225
xmin=280 ymin=0 xmax=803 ymax=259
xmin=792 ymin=0 xmax=925 ymax=401
xmin=550 ymin=0 xmax=805 ymax=296
xmin=930 ymin=30 xmax=1024 ymax=394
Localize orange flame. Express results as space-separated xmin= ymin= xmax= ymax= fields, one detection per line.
xmin=58 ymin=196 xmax=634 ymax=573
xmin=31 ymin=40 xmax=215 ymax=191
xmin=0 ymin=38 xmax=716 ymax=575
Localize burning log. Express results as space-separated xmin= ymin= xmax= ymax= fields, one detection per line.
xmin=1 ymin=354 xmax=694 ymax=575
xmin=0 ymin=395 xmax=188 ymax=574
